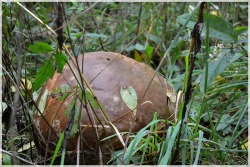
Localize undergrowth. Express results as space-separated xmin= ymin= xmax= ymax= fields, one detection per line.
xmin=2 ymin=2 xmax=248 ymax=165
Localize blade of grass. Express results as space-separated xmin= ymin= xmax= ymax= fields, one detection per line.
xmin=60 ymin=147 xmax=66 ymax=166
xmin=50 ymin=131 xmax=64 ymax=166
xmin=140 ymin=113 xmax=158 ymax=164
xmin=188 ymin=123 xmax=223 ymax=140
xmin=159 ymin=121 xmax=181 ymax=165
xmin=190 ymin=140 xmax=194 ymax=164
xmin=181 ymin=129 xmax=187 ymax=165
xmin=193 ymin=130 xmax=204 ymax=165
xmin=123 ymin=119 xmax=163 ymax=164
xmin=229 ymin=102 xmax=248 ymax=148
xmin=158 ymin=124 xmax=173 ymax=163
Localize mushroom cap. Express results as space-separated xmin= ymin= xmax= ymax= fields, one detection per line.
xmin=34 ymin=52 xmax=175 ymax=154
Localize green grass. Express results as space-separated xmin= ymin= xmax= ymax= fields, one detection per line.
xmin=2 ymin=2 xmax=248 ymax=165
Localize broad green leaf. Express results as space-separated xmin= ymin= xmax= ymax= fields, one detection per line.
xmin=145 ymin=34 xmax=161 ymax=44
xmin=120 ymin=86 xmax=137 ymax=116
xmin=200 ymin=50 xmax=231 ymax=94
xmin=229 ymin=52 xmax=243 ymax=64
xmin=204 ymin=13 xmax=238 ymax=42
xmin=3 ymin=153 xmax=12 ymax=165
xmin=135 ymin=43 xmax=146 ymax=51
xmin=55 ymin=51 xmax=68 ymax=73
xmin=125 ymin=45 xmax=135 ymax=52
xmin=28 ymin=42 xmax=53 ymax=53
xmin=216 ymin=114 xmax=231 ymax=131
xmin=32 ymin=59 xmax=54 ymax=91
xmin=177 ymin=13 xmax=238 ymax=42
xmin=216 ymin=114 xmax=233 ymax=135
xmin=176 ymin=13 xmax=196 ymax=29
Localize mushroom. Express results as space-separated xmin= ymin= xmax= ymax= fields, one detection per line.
xmin=33 ymin=51 xmax=176 ymax=162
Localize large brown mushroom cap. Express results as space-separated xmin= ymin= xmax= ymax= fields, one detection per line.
xmin=33 ymin=52 xmax=175 ymax=154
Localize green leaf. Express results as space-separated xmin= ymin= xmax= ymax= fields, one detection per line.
xmin=200 ymin=50 xmax=231 ymax=94
xmin=28 ymin=42 xmax=53 ymax=53
xmin=176 ymin=13 xmax=196 ymax=29
xmin=234 ymin=26 xmax=248 ymax=36
xmin=3 ymin=153 xmax=12 ymax=165
xmin=32 ymin=59 xmax=54 ymax=91
xmin=68 ymin=104 xmax=80 ymax=138
xmin=85 ymin=33 xmax=109 ymax=38
xmin=78 ymin=87 xmax=99 ymax=110
xmin=204 ymin=13 xmax=238 ymax=42
xmin=60 ymin=84 xmax=71 ymax=93
xmin=55 ymin=51 xmax=68 ymax=73
xmin=120 ymin=86 xmax=137 ymax=116
xmin=36 ymin=4 xmax=50 ymax=23
xmin=229 ymin=52 xmax=243 ymax=64
xmin=216 ymin=114 xmax=233 ymax=135
xmin=75 ymin=32 xmax=83 ymax=39
xmin=135 ymin=43 xmax=146 ymax=51
xmin=55 ymin=84 xmax=72 ymax=101
xmin=65 ymin=95 xmax=77 ymax=117
xmin=145 ymin=34 xmax=161 ymax=44
xmin=57 ymin=93 xmax=69 ymax=101
xmin=145 ymin=44 xmax=154 ymax=61
xmin=177 ymin=13 xmax=238 ymax=42
xmin=85 ymin=88 xmax=99 ymax=110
